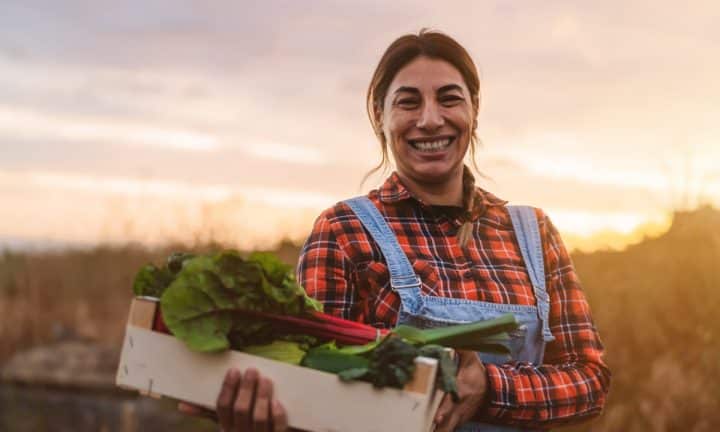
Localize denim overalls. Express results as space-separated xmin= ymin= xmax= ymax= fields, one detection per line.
xmin=344 ymin=197 xmax=555 ymax=432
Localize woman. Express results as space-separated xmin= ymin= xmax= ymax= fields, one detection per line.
xmin=182 ymin=29 xmax=610 ymax=432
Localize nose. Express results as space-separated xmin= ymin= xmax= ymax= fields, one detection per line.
xmin=416 ymin=100 xmax=444 ymax=132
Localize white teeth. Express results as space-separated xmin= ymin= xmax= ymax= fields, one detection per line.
xmin=411 ymin=138 xmax=451 ymax=152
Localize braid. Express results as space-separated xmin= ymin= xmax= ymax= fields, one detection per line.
xmin=457 ymin=165 xmax=476 ymax=248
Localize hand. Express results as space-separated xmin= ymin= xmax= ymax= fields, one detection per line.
xmin=178 ymin=367 xmax=289 ymax=432
xmin=433 ymin=350 xmax=488 ymax=432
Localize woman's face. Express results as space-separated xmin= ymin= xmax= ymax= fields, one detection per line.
xmin=381 ymin=56 xmax=474 ymax=185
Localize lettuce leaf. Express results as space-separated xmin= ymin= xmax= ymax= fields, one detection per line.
xmin=132 ymin=264 xmax=173 ymax=298
xmin=159 ymin=250 xmax=322 ymax=352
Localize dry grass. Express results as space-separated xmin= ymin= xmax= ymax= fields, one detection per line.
xmin=565 ymin=206 xmax=720 ymax=431
xmin=0 ymin=245 xmax=157 ymax=363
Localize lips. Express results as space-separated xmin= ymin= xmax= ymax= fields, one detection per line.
xmin=408 ymin=136 xmax=455 ymax=153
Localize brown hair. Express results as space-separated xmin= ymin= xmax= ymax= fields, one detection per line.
xmin=364 ymin=29 xmax=482 ymax=247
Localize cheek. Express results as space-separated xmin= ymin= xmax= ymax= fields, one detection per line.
xmin=450 ymin=109 xmax=473 ymax=132
xmin=385 ymin=112 xmax=414 ymax=140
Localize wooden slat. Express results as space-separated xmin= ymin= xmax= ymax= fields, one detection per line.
xmin=116 ymin=325 xmax=441 ymax=432
xmin=127 ymin=297 xmax=157 ymax=329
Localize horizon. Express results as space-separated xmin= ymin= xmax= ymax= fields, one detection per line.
xmin=8 ymin=204 xmax=716 ymax=254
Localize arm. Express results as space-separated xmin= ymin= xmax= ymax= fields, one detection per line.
xmin=477 ymin=210 xmax=611 ymax=428
xmin=296 ymin=211 xmax=358 ymax=320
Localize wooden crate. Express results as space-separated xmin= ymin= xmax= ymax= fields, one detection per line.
xmin=116 ymin=297 xmax=444 ymax=432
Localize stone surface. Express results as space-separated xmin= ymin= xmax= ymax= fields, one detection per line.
xmin=1 ymin=340 xmax=118 ymax=390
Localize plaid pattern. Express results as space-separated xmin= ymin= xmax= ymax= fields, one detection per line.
xmin=297 ymin=172 xmax=610 ymax=429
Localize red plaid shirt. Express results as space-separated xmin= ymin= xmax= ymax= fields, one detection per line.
xmin=297 ymin=172 xmax=610 ymax=429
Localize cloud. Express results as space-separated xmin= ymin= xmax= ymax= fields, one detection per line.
xmin=0 ymin=168 xmax=340 ymax=248
xmin=0 ymin=106 xmax=220 ymax=151
xmin=0 ymin=136 xmax=370 ymax=197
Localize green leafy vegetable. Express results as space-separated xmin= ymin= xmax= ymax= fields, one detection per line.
xmin=132 ymin=249 xmax=519 ymax=398
xmin=418 ymin=345 xmax=459 ymax=402
xmin=360 ymin=336 xmax=419 ymax=388
xmin=301 ymin=343 xmax=371 ymax=373
xmin=393 ymin=314 xmax=517 ymax=352
xmin=337 ymin=367 xmax=370 ymax=381
xmin=243 ymin=341 xmax=308 ymax=365
xmin=167 ymin=252 xmax=195 ymax=274
xmin=132 ymin=264 xmax=173 ymax=297
xmin=302 ymin=336 xmax=458 ymax=399
xmin=160 ymin=250 xmax=322 ymax=352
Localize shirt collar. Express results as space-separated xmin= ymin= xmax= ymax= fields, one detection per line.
xmin=377 ymin=171 xmax=508 ymax=221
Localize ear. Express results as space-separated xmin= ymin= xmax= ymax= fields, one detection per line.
xmin=374 ymin=109 xmax=386 ymax=142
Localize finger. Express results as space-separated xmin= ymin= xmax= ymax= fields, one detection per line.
xmin=178 ymin=402 xmax=218 ymax=421
xmin=457 ymin=349 xmax=474 ymax=365
xmin=252 ymin=377 xmax=273 ymax=432
xmin=433 ymin=393 xmax=454 ymax=425
xmin=435 ymin=412 xmax=461 ymax=432
xmin=178 ymin=401 xmax=203 ymax=415
xmin=217 ymin=369 xmax=242 ymax=431
xmin=271 ymin=399 xmax=289 ymax=432
xmin=234 ymin=368 xmax=259 ymax=431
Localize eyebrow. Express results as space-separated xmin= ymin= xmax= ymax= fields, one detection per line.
xmin=437 ymin=84 xmax=464 ymax=94
xmin=393 ymin=86 xmax=420 ymax=95
xmin=393 ymin=84 xmax=464 ymax=95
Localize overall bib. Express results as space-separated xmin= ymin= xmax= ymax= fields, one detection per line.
xmin=344 ymin=197 xmax=555 ymax=432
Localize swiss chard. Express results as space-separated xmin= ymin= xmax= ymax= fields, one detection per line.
xmin=159 ymin=251 xmax=322 ymax=352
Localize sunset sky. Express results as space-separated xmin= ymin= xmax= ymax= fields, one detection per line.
xmin=2 ymin=1 xmax=719 ymax=251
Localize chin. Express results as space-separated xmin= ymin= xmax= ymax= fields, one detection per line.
xmin=409 ymin=165 xmax=457 ymax=183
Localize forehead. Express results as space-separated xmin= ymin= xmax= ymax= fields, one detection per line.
xmin=388 ymin=56 xmax=467 ymax=93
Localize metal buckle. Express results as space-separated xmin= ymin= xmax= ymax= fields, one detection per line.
xmin=390 ymin=276 xmax=421 ymax=289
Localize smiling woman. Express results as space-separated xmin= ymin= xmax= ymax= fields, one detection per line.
xmin=183 ymin=29 xmax=611 ymax=432
xmin=298 ymin=29 xmax=610 ymax=432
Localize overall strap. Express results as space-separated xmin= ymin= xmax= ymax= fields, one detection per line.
xmin=507 ymin=206 xmax=555 ymax=342
xmin=343 ymin=197 xmax=421 ymax=291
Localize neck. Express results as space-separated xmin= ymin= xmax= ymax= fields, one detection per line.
xmin=397 ymin=168 xmax=464 ymax=207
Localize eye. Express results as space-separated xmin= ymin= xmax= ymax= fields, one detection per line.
xmin=396 ymin=98 xmax=420 ymax=108
xmin=439 ymin=95 xmax=464 ymax=106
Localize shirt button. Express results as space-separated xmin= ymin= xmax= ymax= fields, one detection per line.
xmin=463 ymin=270 xmax=474 ymax=279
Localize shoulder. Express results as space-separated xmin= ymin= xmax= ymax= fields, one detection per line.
xmin=313 ymin=201 xmax=355 ymax=228
xmin=313 ymin=196 xmax=371 ymax=228
xmin=306 ymin=192 xmax=386 ymax=247
xmin=313 ymin=188 xmax=389 ymax=227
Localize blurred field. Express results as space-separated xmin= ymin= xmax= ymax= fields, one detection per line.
xmin=1 ymin=207 xmax=718 ymax=431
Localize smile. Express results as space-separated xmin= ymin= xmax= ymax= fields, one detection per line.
xmin=408 ymin=136 xmax=454 ymax=153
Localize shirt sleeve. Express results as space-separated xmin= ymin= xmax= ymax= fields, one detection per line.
xmin=477 ymin=209 xmax=611 ymax=429
xmin=296 ymin=211 xmax=358 ymax=320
